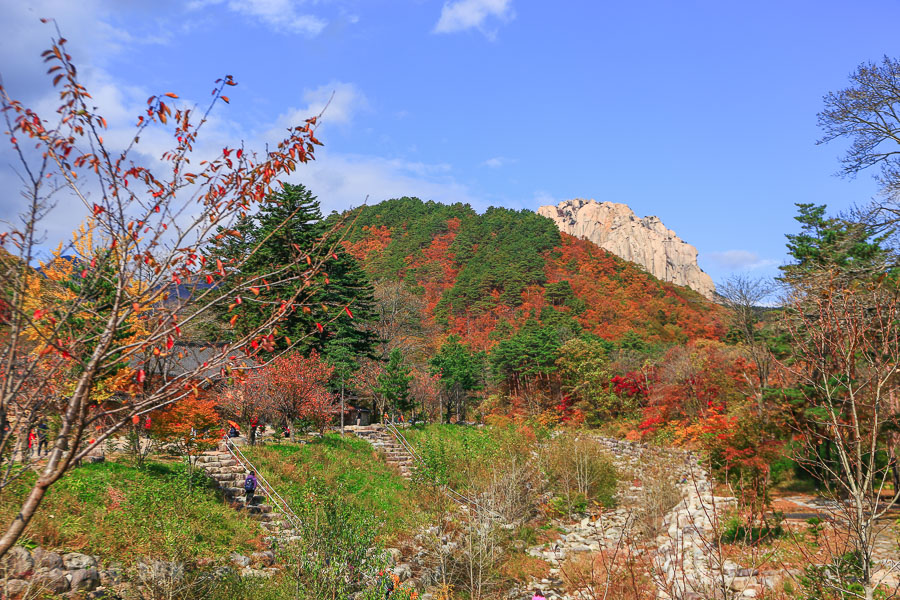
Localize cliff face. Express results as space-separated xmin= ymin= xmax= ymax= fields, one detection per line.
xmin=537 ymin=199 xmax=716 ymax=299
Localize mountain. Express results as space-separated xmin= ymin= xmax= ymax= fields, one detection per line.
xmin=336 ymin=197 xmax=723 ymax=352
xmin=537 ymin=199 xmax=716 ymax=299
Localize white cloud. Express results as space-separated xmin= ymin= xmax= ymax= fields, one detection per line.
xmin=276 ymin=82 xmax=368 ymax=129
xmin=434 ymin=0 xmax=514 ymax=37
xmin=294 ymin=151 xmax=479 ymax=214
xmin=705 ymin=250 xmax=778 ymax=271
xmin=187 ymin=0 xmax=327 ymax=36
xmin=481 ymin=156 xmax=514 ymax=168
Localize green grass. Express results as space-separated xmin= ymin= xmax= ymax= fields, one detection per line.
xmin=402 ymin=422 xmax=544 ymax=491
xmin=0 ymin=459 xmax=265 ymax=561
xmin=242 ymin=434 xmax=427 ymax=539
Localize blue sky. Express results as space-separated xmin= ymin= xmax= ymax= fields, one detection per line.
xmin=2 ymin=0 xmax=898 ymax=286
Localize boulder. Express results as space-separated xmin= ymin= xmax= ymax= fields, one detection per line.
xmin=1 ymin=546 xmax=33 ymax=579
xmin=4 ymin=579 xmax=29 ymax=597
xmin=63 ymin=552 xmax=97 ymax=570
xmin=32 ymin=547 xmax=63 ymax=570
xmin=70 ymin=567 xmax=101 ymax=592
xmin=229 ymin=552 xmax=250 ymax=568
xmin=250 ymin=551 xmax=275 ymax=567
xmin=386 ymin=547 xmax=403 ymax=564
xmin=32 ymin=567 xmax=70 ymax=594
xmin=394 ymin=563 xmax=413 ymax=580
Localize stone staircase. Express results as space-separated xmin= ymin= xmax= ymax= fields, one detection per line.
xmin=350 ymin=425 xmax=416 ymax=479
xmin=196 ymin=450 xmax=301 ymax=545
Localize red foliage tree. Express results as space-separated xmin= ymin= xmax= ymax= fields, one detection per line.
xmin=151 ymin=394 xmax=222 ymax=482
xmin=227 ymin=351 xmax=334 ymax=434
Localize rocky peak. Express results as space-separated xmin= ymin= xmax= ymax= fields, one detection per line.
xmin=537 ymin=199 xmax=716 ymax=299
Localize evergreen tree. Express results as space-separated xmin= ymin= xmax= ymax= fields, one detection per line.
xmin=376 ymin=348 xmax=414 ymax=416
xmin=429 ymin=335 xmax=486 ymax=423
xmin=781 ymin=203 xmax=888 ymax=285
xmin=204 ymin=183 xmax=378 ymax=360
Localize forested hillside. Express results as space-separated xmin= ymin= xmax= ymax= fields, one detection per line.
xmin=337 ymin=197 xmax=724 ymax=352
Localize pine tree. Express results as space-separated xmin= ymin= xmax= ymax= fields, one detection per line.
xmin=430 ymin=335 xmax=485 ymax=423
xmin=205 ymin=183 xmax=378 ymax=360
xmin=376 ymin=349 xmax=413 ymax=416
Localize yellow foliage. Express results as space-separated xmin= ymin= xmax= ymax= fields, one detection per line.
xmin=22 ymin=218 xmax=147 ymax=401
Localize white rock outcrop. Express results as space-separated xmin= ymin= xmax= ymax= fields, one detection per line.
xmin=538 ymin=199 xmax=716 ymax=299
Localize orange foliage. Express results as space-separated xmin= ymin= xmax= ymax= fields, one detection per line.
xmin=544 ymin=235 xmax=725 ymax=342
xmin=151 ymin=394 xmax=221 ymax=453
xmin=342 ymin=225 xmax=392 ymax=261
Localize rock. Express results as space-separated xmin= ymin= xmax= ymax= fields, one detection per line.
xmin=32 ymin=567 xmax=70 ymax=594
xmin=5 ymin=579 xmax=29 ymax=597
xmin=537 ymin=199 xmax=716 ymax=298
xmin=394 ymin=563 xmax=413 ymax=580
xmin=1 ymin=546 xmax=33 ymax=579
xmin=229 ymin=553 xmax=251 ymax=568
xmin=730 ymin=576 xmax=751 ymax=591
xmin=63 ymin=552 xmax=97 ymax=570
xmin=251 ymin=551 xmax=275 ymax=567
xmin=32 ymin=548 xmax=63 ymax=570
xmin=386 ymin=547 xmax=403 ymax=564
xmin=742 ymin=588 xmax=759 ymax=598
xmin=70 ymin=567 xmax=100 ymax=592
xmin=136 ymin=559 xmax=184 ymax=584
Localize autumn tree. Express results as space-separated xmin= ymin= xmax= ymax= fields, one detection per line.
xmin=783 ymin=270 xmax=900 ymax=597
xmin=718 ymin=274 xmax=776 ymax=417
xmin=555 ymin=336 xmax=621 ymax=425
xmin=0 ymin=29 xmax=342 ymax=556
xmin=151 ymin=395 xmax=221 ymax=488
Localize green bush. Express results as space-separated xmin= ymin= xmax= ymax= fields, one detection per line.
xmin=718 ymin=512 xmax=785 ymax=545
xmin=542 ymin=433 xmax=617 ymax=514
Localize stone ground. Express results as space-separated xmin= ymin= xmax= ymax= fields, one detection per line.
xmin=516 ymin=437 xmax=900 ymax=600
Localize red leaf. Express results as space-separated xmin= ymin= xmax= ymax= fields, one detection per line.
xmin=137 ymin=369 xmax=146 ymax=383
xmin=315 ymin=322 xmax=324 ymax=333
xmin=344 ymin=306 xmax=354 ymax=319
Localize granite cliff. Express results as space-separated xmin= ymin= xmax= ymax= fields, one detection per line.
xmin=537 ymin=199 xmax=716 ymax=299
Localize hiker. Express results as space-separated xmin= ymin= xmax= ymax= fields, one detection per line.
xmin=36 ymin=420 xmax=48 ymax=456
xmin=243 ymin=470 xmax=258 ymax=505
xmin=228 ymin=425 xmax=240 ymax=438
xmin=532 ymin=590 xmax=547 ymax=600
xmin=282 ymin=424 xmax=290 ymax=438
xmin=249 ymin=416 xmax=258 ymax=445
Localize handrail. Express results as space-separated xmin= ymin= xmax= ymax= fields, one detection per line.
xmin=221 ymin=435 xmax=302 ymax=533
xmin=382 ymin=422 xmax=502 ymax=518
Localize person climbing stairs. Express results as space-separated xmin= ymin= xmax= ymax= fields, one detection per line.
xmin=195 ymin=449 xmax=301 ymax=545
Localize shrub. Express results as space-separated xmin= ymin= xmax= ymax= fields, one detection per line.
xmin=542 ymin=433 xmax=617 ymax=514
